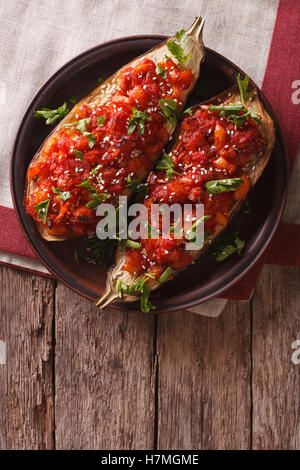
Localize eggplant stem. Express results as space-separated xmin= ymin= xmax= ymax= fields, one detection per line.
xmin=96 ymin=289 xmax=118 ymax=309
xmin=186 ymin=16 xmax=205 ymax=42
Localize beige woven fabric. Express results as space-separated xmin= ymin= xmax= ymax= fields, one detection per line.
xmin=0 ymin=0 xmax=280 ymax=315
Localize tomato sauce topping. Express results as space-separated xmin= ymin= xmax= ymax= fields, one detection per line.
xmin=123 ymin=104 xmax=264 ymax=279
xmin=25 ymin=58 xmax=193 ymax=236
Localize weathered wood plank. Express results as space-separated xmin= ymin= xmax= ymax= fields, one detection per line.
xmin=0 ymin=266 xmax=55 ymax=450
xmin=251 ymin=265 xmax=300 ymax=450
xmin=156 ymin=302 xmax=251 ymax=450
xmin=55 ymin=284 xmax=156 ymax=450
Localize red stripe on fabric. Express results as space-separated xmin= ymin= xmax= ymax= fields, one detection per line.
xmin=264 ymin=223 xmax=300 ymax=266
xmin=261 ymin=0 xmax=300 ymax=171
xmin=0 ymin=205 xmax=36 ymax=259
xmin=220 ymin=259 xmax=264 ymax=301
xmin=221 ymin=223 xmax=300 ymax=301
xmin=224 ymin=0 xmax=300 ymax=300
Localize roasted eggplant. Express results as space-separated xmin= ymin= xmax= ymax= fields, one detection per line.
xmin=96 ymin=77 xmax=275 ymax=311
xmin=24 ymin=18 xmax=205 ymax=241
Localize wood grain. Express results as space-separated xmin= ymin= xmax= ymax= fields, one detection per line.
xmin=0 ymin=266 xmax=55 ymax=450
xmin=251 ymin=265 xmax=300 ymax=450
xmin=0 ymin=263 xmax=299 ymax=450
xmin=54 ymin=284 xmax=156 ymax=450
xmin=156 ymin=301 xmax=251 ymax=450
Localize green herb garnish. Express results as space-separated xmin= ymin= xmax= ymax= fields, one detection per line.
xmin=64 ymin=118 xmax=96 ymax=148
xmin=159 ymin=99 xmax=179 ymax=126
xmin=184 ymin=107 xmax=193 ymax=116
xmin=156 ymin=65 xmax=167 ymax=78
xmin=69 ymin=97 xmax=78 ymax=105
xmin=156 ymin=151 xmax=182 ymax=181
xmin=97 ymin=115 xmax=106 ymax=126
xmin=34 ymin=102 xmax=69 ymax=125
xmin=166 ymin=29 xmax=190 ymax=65
xmin=237 ymin=73 xmax=250 ymax=105
xmin=84 ymin=132 xmax=96 ymax=148
xmin=186 ymin=215 xmax=212 ymax=242
xmin=125 ymin=239 xmax=141 ymax=249
xmin=244 ymin=199 xmax=251 ymax=214
xmin=205 ymin=178 xmax=244 ymax=195
xmin=84 ymin=236 xmax=114 ymax=270
xmin=33 ymin=199 xmax=50 ymax=223
xmin=126 ymin=174 xmax=140 ymax=191
xmin=212 ymin=232 xmax=245 ymax=263
xmin=117 ymin=277 xmax=156 ymax=313
xmin=77 ymin=178 xmax=107 ymax=210
xmin=208 ymin=102 xmax=262 ymax=128
xmin=91 ymin=163 xmax=103 ymax=176
xmin=97 ymin=77 xmax=104 ymax=85
xmin=126 ymin=174 xmax=149 ymax=198
xmin=51 ymin=186 xmax=71 ymax=201
xmin=73 ymin=149 xmax=83 ymax=160
xmin=128 ymin=107 xmax=152 ymax=136
xmin=159 ymin=267 xmax=174 ymax=284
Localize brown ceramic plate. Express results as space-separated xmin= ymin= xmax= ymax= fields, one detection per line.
xmin=11 ymin=36 xmax=289 ymax=312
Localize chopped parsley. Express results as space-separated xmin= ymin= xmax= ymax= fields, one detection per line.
xmin=184 ymin=106 xmax=193 ymax=116
xmin=126 ymin=174 xmax=149 ymax=198
xmin=186 ymin=215 xmax=212 ymax=242
xmin=159 ymin=99 xmax=179 ymax=126
xmin=208 ymin=103 xmax=262 ymax=128
xmin=156 ymin=152 xmax=182 ymax=181
xmin=83 ymin=236 xmax=113 ymax=270
xmin=64 ymin=118 xmax=96 ymax=148
xmin=244 ymin=199 xmax=251 ymax=214
xmin=125 ymin=239 xmax=141 ymax=249
xmin=156 ymin=65 xmax=167 ymax=78
xmin=33 ymin=199 xmax=50 ymax=223
xmin=51 ymin=186 xmax=71 ymax=201
xmin=97 ymin=115 xmax=106 ymax=126
xmin=73 ymin=149 xmax=83 ymax=160
xmin=128 ymin=107 xmax=152 ymax=136
xmin=166 ymin=29 xmax=190 ymax=65
xmin=77 ymin=178 xmax=107 ymax=210
xmin=84 ymin=132 xmax=96 ymax=148
xmin=205 ymin=178 xmax=244 ymax=195
xmin=34 ymin=102 xmax=69 ymax=125
xmin=74 ymin=249 xmax=79 ymax=263
xmin=159 ymin=267 xmax=174 ymax=284
xmin=116 ymin=277 xmax=156 ymax=313
xmin=91 ymin=163 xmax=103 ymax=176
xmin=237 ymin=73 xmax=250 ymax=105
xmin=212 ymin=232 xmax=245 ymax=263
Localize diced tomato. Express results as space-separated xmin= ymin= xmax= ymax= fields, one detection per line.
xmin=215 ymin=211 xmax=228 ymax=227
xmin=214 ymin=123 xmax=227 ymax=147
xmin=76 ymin=103 xmax=91 ymax=119
xmin=81 ymin=150 xmax=101 ymax=163
xmin=123 ymin=249 xmax=143 ymax=276
xmin=214 ymin=156 xmax=237 ymax=174
xmin=234 ymin=174 xmax=250 ymax=200
xmin=118 ymin=67 xmax=133 ymax=91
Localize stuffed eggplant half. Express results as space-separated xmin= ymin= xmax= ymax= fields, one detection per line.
xmin=96 ymin=76 xmax=275 ymax=311
xmin=24 ymin=18 xmax=205 ymax=240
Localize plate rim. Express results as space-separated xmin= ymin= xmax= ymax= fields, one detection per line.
xmin=10 ymin=34 xmax=290 ymax=313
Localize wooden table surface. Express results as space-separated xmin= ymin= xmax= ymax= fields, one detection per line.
xmin=0 ymin=263 xmax=299 ymax=450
